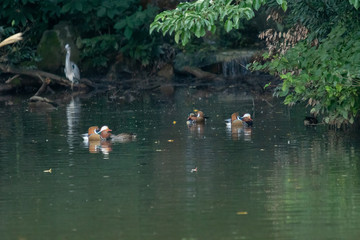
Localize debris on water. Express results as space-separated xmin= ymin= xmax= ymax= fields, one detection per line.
xmin=191 ymin=167 xmax=198 ymax=173
xmin=236 ymin=211 xmax=248 ymax=215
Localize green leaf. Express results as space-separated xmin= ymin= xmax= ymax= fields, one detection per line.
xmin=210 ymin=25 xmax=216 ymax=34
xmin=115 ymin=21 xmax=127 ymax=30
xmin=195 ymin=21 xmax=202 ymax=37
xmin=181 ymin=31 xmax=190 ymax=46
xmin=107 ymin=9 xmax=117 ymax=19
xmin=253 ymin=0 xmax=261 ymax=10
xmin=225 ymin=19 xmax=233 ymax=32
xmin=61 ymin=3 xmax=72 ymax=13
xmin=354 ymin=0 xmax=360 ymax=9
xmin=74 ymin=1 xmax=83 ymax=11
xmin=264 ymin=82 xmax=272 ymax=89
xmin=97 ymin=7 xmax=106 ymax=17
xmin=124 ymin=27 xmax=132 ymax=39
xmin=175 ymin=31 xmax=181 ymax=43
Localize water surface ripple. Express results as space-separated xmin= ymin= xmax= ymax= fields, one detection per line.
xmin=1 ymin=89 xmax=360 ymax=240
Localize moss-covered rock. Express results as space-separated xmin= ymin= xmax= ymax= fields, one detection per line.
xmin=37 ymin=30 xmax=62 ymax=72
xmin=37 ymin=22 xmax=80 ymax=74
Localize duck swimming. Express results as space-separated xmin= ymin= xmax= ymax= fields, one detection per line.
xmin=82 ymin=125 xmax=136 ymax=142
xmin=82 ymin=126 xmax=112 ymax=142
xmin=225 ymin=113 xmax=253 ymax=127
xmin=110 ymin=133 xmax=137 ymax=142
xmin=186 ymin=111 xmax=206 ymax=125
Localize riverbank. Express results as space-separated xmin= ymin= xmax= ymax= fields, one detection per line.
xmin=0 ymin=70 xmax=279 ymax=108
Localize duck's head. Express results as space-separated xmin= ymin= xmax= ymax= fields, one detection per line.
xmin=98 ymin=126 xmax=112 ymax=133
xmin=241 ymin=113 xmax=252 ymax=121
xmin=241 ymin=113 xmax=253 ymax=126
xmin=98 ymin=126 xmax=112 ymax=139
xmin=188 ymin=113 xmax=195 ymax=120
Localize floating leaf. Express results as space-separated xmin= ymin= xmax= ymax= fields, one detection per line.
xmin=236 ymin=211 xmax=248 ymax=215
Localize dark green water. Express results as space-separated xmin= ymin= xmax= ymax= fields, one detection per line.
xmin=1 ymin=88 xmax=360 ymax=240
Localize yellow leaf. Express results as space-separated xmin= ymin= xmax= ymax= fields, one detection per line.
xmin=236 ymin=211 xmax=248 ymax=215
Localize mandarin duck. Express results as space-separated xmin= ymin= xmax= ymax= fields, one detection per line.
xmin=82 ymin=126 xmax=112 ymax=142
xmin=225 ymin=113 xmax=253 ymax=127
xmin=186 ymin=111 xmax=206 ymax=125
xmin=110 ymin=133 xmax=137 ymax=142
xmin=99 ymin=126 xmax=136 ymax=142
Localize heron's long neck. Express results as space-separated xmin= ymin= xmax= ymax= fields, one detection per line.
xmin=65 ymin=50 xmax=71 ymax=69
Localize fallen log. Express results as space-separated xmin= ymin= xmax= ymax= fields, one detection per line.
xmin=34 ymin=75 xmax=51 ymax=96
xmin=0 ymin=63 xmax=95 ymax=89
xmin=28 ymin=95 xmax=58 ymax=111
xmin=182 ymin=66 xmax=223 ymax=81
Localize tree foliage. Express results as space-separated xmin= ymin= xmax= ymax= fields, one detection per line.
xmin=251 ymin=0 xmax=360 ymax=127
xmin=150 ymin=0 xmax=360 ymax=127
xmin=253 ymin=24 xmax=360 ymax=127
xmin=0 ymin=0 xmax=160 ymax=68
xmin=150 ymin=0 xmax=287 ymax=46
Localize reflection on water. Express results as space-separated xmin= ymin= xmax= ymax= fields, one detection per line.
xmin=226 ymin=125 xmax=252 ymax=141
xmin=1 ymin=88 xmax=360 ymax=240
xmin=66 ymin=97 xmax=81 ymax=152
xmin=84 ymin=140 xmax=112 ymax=158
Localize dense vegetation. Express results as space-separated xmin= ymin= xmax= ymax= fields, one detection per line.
xmin=1 ymin=0 xmax=360 ymax=127
xmin=0 ymin=0 xmax=161 ymax=69
xmin=151 ymin=0 xmax=360 ymax=127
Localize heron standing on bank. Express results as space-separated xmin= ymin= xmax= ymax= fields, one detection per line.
xmin=64 ymin=44 xmax=80 ymax=90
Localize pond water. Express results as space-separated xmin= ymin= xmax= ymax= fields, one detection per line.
xmin=1 ymin=87 xmax=360 ymax=240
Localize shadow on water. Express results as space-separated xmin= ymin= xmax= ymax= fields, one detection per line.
xmin=1 ymin=85 xmax=360 ymax=240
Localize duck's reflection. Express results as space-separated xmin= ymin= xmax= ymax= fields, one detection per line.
xmin=226 ymin=126 xmax=252 ymax=141
xmin=187 ymin=123 xmax=204 ymax=137
xmin=82 ymin=125 xmax=136 ymax=158
xmin=88 ymin=141 xmax=112 ymax=154
xmin=243 ymin=127 xmax=252 ymax=142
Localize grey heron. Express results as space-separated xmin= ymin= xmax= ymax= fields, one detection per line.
xmin=64 ymin=44 xmax=80 ymax=90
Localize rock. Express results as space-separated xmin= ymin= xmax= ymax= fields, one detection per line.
xmin=37 ymin=22 xmax=80 ymax=73
xmin=159 ymin=84 xmax=174 ymax=97
xmin=174 ymin=49 xmax=258 ymax=78
xmin=28 ymin=96 xmax=58 ymax=111
xmin=157 ymin=64 xmax=174 ymax=80
xmin=37 ymin=30 xmax=62 ymax=71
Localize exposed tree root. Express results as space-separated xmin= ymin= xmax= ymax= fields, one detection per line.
xmin=0 ymin=63 xmax=95 ymax=91
xmin=182 ymin=66 xmax=223 ymax=81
